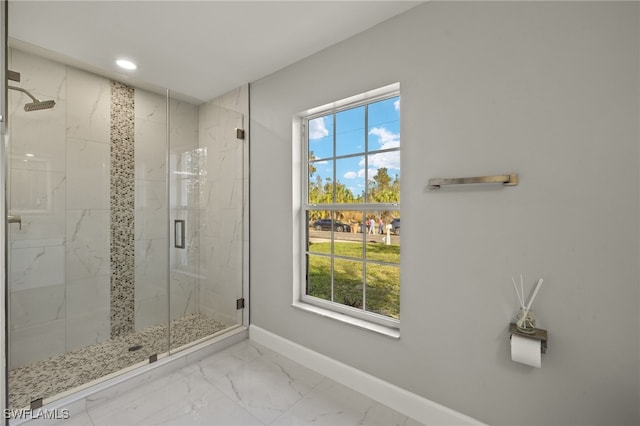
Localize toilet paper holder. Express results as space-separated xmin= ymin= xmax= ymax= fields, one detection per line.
xmin=509 ymin=323 xmax=547 ymax=354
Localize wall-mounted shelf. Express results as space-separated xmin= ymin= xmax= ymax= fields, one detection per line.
xmin=428 ymin=174 xmax=518 ymax=189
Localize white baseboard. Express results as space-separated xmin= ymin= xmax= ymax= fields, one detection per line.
xmin=249 ymin=325 xmax=485 ymax=426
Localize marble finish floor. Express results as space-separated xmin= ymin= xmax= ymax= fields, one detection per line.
xmin=50 ymin=340 xmax=423 ymax=426
xmin=9 ymin=314 xmax=227 ymax=410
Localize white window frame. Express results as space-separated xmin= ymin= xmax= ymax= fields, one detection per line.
xmin=293 ymin=83 xmax=401 ymax=336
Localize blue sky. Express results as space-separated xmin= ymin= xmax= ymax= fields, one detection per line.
xmin=309 ymin=96 xmax=400 ymax=196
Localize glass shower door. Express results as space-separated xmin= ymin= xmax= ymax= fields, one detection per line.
xmin=169 ymin=102 xmax=245 ymax=351
xmin=5 ymin=48 xmax=171 ymax=410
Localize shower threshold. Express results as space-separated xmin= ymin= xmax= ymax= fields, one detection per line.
xmin=8 ymin=313 xmax=228 ymax=410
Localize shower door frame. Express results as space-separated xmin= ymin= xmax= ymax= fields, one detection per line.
xmin=1 ymin=0 xmax=8 ymax=421
xmin=167 ymin=99 xmax=248 ymax=347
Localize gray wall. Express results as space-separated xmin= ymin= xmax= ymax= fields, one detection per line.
xmin=250 ymin=2 xmax=639 ymax=425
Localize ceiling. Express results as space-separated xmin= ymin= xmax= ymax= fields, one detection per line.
xmin=7 ymin=1 xmax=422 ymax=104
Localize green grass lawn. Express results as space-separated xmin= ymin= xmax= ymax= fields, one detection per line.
xmin=307 ymin=242 xmax=400 ymax=319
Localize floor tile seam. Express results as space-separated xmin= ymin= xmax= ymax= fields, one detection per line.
xmin=203 ymin=367 xmax=290 ymax=426
xmin=205 ymin=381 xmax=270 ymax=426
xmin=87 ymin=407 xmax=164 ymax=426
xmin=255 ymin=347 xmax=330 ymax=384
xmin=265 ymin=374 xmax=328 ymax=425
xmin=265 ymin=377 xmax=332 ymax=426
xmin=85 ymin=380 xmax=264 ymax=426
xmin=87 ymin=356 xmax=251 ymax=423
xmin=166 ymin=372 xmax=239 ymax=406
xmin=127 ymin=400 xmax=191 ymax=426
xmin=84 ymin=408 xmax=98 ymax=426
xmin=180 ymin=347 xmax=253 ymax=383
xmin=400 ymin=415 xmax=415 ymax=426
xmin=245 ymin=349 xmax=324 ymax=381
xmin=248 ymin=342 xmax=275 ymax=359
xmin=84 ymin=377 xmax=174 ymax=420
xmin=84 ymin=383 xmax=176 ymax=425
xmin=356 ymin=398 xmax=387 ymax=425
xmin=64 ymin=342 xmax=295 ymax=424
xmin=208 ymin=370 xmax=241 ymax=403
xmin=132 ymin=396 xmax=267 ymax=426
xmin=103 ymin=393 xmax=200 ymax=426
xmin=267 ymin=354 xmax=331 ymax=398
xmin=133 ymin=405 xmax=180 ymax=426
xmin=202 ymin=341 xmax=262 ymax=362
xmin=206 ymin=353 xmax=259 ymax=370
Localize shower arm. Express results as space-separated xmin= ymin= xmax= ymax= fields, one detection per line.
xmin=8 ymin=85 xmax=40 ymax=102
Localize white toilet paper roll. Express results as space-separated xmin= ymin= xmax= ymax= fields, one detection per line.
xmin=511 ymin=334 xmax=541 ymax=368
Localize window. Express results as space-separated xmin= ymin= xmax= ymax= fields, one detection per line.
xmin=300 ymin=84 xmax=400 ymax=330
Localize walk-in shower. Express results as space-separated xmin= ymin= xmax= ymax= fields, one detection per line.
xmin=4 ymin=46 xmax=248 ymax=410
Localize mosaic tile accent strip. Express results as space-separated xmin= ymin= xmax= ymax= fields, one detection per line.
xmin=8 ymin=314 xmax=228 ymax=409
xmin=110 ymin=81 xmax=136 ymax=338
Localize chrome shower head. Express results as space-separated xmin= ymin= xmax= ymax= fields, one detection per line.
xmin=8 ymin=85 xmax=56 ymax=112
xmin=24 ymin=99 xmax=56 ymax=112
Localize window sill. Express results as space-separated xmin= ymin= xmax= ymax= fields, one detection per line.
xmin=292 ymin=301 xmax=400 ymax=339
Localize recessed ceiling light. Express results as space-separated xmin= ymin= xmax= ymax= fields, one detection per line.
xmin=25 ymin=153 xmax=35 ymax=157
xmin=116 ymin=59 xmax=137 ymax=70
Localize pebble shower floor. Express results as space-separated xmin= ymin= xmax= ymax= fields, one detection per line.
xmin=8 ymin=313 xmax=227 ymax=409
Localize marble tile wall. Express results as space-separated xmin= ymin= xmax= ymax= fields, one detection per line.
xmin=197 ymin=87 xmax=247 ymax=327
xmin=134 ymin=90 xmax=201 ymax=332
xmin=168 ymin=98 xmax=200 ymax=324
xmin=7 ymin=50 xmax=113 ymax=367
xmin=134 ymin=90 xmax=168 ymax=332
xmin=7 ymin=50 xmax=66 ymax=368
xmin=64 ymin=67 xmax=111 ymax=352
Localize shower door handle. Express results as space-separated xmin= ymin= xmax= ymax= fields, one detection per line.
xmin=8 ymin=215 xmax=22 ymax=230
xmin=174 ymin=220 xmax=185 ymax=249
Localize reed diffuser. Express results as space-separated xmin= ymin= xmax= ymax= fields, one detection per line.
xmin=512 ymin=275 xmax=544 ymax=334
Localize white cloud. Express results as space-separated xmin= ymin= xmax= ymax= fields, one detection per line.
xmin=309 ymin=117 xmax=329 ymax=139
xmin=365 ymin=126 xmax=400 ymax=171
xmin=344 ymin=171 xmax=357 ymax=179
xmin=368 ymin=127 xmax=399 ymax=150
xmin=368 ymin=151 xmax=400 ymax=171
xmin=353 ymin=167 xmax=377 ymax=179
xmin=394 ymin=99 xmax=400 ymax=111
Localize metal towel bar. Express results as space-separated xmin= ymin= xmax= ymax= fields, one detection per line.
xmin=428 ymin=174 xmax=518 ymax=190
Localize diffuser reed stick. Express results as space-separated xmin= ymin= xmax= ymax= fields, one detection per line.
xmin=512 ymin=276 xmax=544 ymax=333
